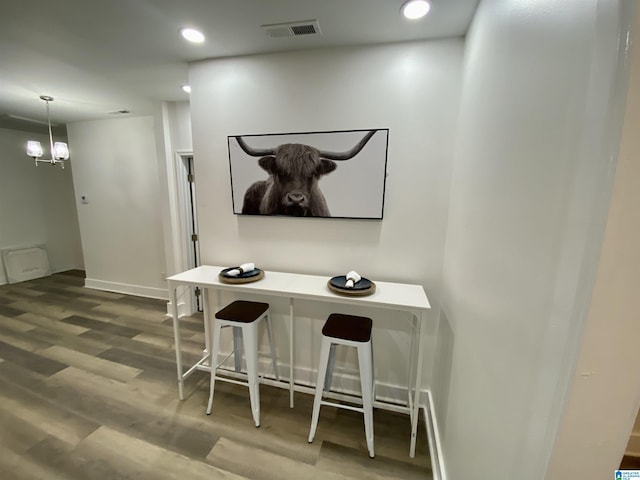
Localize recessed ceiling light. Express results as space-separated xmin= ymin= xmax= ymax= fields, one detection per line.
xmin=180 ymin=27 xmax=205 ymax=43
xmin=401 ymin=0 xmax=431 ymax=20
xmin=181 ymin=84 xmax=191 ymax=94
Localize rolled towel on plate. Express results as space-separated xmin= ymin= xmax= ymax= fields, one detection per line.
xmin=344 ymin=270 xmax=361 ymax=288
xmin=226 ymin=262 xmax=256 ymax=277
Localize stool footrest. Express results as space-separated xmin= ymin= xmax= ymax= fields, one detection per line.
xmin=183 ymin=353 xmax=211 ymax=378
xmin=216 ymin=363 xmax=276 ymax=380
xmin=214 ymin=350 xmax=276 ymax=369
xmin=320 ymin=400 xmax=365 ymax=414
xmin=214 ymin=375 xmax=251 ymax=388
xmin=215 ymin=351 xmax=235 ymax=370
xmin=217 ymin=366 xmax=280 ymax=384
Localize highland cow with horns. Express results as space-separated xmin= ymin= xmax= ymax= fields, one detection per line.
xmin=237 ymin=130 xmax=376 ymax=217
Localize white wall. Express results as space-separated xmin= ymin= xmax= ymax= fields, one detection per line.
xmin=189 ymin=40 xmax=463 ymax=397
xmin=440 ymin=0 xmax=629 ymax=479
xmin=154 ymin=100 xmax=193 ymax=285
xmin=546 ymin=3 xmax=640 ymax=478
xmin=0 ymin=127 xmax=83 ymax=284
xmin=67 ymin=116 xmax=167 ymax=298
xmin=165 ymin=101 xmax=192 ymax=152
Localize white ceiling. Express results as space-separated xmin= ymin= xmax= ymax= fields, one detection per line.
xmin=0 ymin=0 xmax=479 ymax=132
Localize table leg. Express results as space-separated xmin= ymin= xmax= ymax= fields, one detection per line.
xmin=289 ymin=297 xmax=294 ymax=408
xmin=170 ymin=282 xmax=184 ymax=400
xmin=410 ymin=310 xmax=426 ymax=458
xmin=215 ymin=290 xmax=221 ymax=310
xmin=407 ymin=312 xmax=418 ymax=417
xmin=202 ymin=285 xmax=210 ymax=357
xmin=212 ymin=290 xmax=222 ymax=369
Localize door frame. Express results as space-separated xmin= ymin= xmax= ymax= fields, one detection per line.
xmin=168 ymin=150 xmax=200 ymax=316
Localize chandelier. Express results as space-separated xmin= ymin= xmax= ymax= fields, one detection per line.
xmin=26 ymin=95 xmax=69 ymax=169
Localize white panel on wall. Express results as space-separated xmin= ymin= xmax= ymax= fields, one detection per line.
xmin=2 ymin=245 xmax=51 ymax=283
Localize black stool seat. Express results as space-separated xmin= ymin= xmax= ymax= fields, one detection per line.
xmin=215 ymin=300 xmax=269 ymax=323
xmin=322 ymin=313 xmax=372 ymax=343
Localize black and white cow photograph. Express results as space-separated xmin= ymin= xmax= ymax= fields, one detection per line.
xmin=227 ymin=129 xmax=388 ymax=219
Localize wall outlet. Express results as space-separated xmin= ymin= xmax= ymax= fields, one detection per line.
xmin=81 ymin=195 xmax=89 ymax=204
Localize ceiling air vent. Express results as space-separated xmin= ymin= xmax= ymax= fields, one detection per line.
xmin=262 ymin=20 xmax=322 ymax=38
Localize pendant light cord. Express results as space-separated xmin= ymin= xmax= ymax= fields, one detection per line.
xmin=46 ymin=99 xmax=55 ymax=164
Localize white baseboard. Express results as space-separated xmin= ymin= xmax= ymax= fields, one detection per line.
xmin=425 ymin=390 xmax=447 ymax=480
xmin=52 ymin=264 xmax=84 ymax=274
xmin=0 ymin=265 xmax=81 ymax=287
xmin=84 ymin=278 xmax=168 ymax=300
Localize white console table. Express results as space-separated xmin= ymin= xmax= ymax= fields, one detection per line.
xmin=167 ymin=265 xmax=431 ymax=458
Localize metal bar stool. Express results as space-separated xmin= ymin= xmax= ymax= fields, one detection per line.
xmin=206 ymin=300 xmax=278 ymax=427
xmin=308 ymin=313 xmax=375 ymax=458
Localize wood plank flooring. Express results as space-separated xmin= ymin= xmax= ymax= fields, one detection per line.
xmin=0 ymin=271 xmax=432 ymax=479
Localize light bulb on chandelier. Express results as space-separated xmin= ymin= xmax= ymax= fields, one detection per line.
xmin=26 ymin=95 xmax=69 ymax=168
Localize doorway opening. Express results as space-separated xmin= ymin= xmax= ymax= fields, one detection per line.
xmin=176 ymin=153 xmax=201 ymax=313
